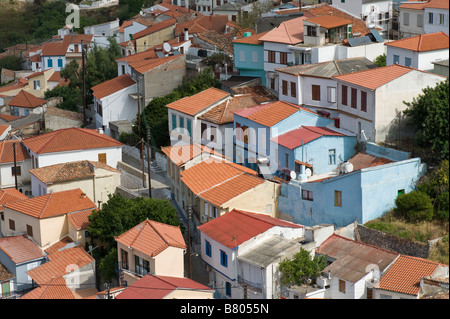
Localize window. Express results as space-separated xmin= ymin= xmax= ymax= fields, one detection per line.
xmin=328 ymin=149 xmax=336 ymax=165
xmin=210 ymin=126 xmax=217 ymax=142
xmin=380 ymin=294 xmax=393 ymax=299
xmin=225 ymin=282 xmax=231 ymax=296
xmin=135 ymin=255 xmax=150 ymax=275
xmin=312 ymin=85 xmax=321 ymax=101
xmin=405 ymin=57 xmax=412 ymax=67
xmin=270 ymin=78 xmax=276 ymax=90
xmin=339 ymin=279 xmax=346 ymax=293
xmin=201 ymin=123 xmax=207 ymax=140
xmin=98 ymin=153 xmax=107 ymax=164
xmin=403 ymin=12 xmax=409 ymax=26
xmin=350 ymin=88 xmax=357 ymax=109
xmin=171 ymin=114 xmax=177 ymax=130
xmin=393 ymin=55 xmax=400 ymax=64
xmin=280 ymin=52 xmax=288 ymax=65
xmin=239 ymin=50 xmax=245 ymax=62
xmin=57 ymin=58 xmax=63 ymax=68
xmin=327 ymin=86 xmax=336 ymax=103
xmin=268 ymin=50 xmax=275 ymax=63
xmin=342 ymin=85 xmax=348 ymax=105
xmin=306 ymin=25 xmax=317 ymax=37
xmin=26 ymin=225 xmax=33 ymax=237
xmin=291 ymin=82 xmax=296 ymax=98
xmin=428 ymin=12 xmax=434 ymax=24
xmin=9 ymin=219 xmax=15 ymax=231
xmin=285 ymin=153 xmax=289 ymax=169
xmin=122 ymin=65 xmax=126 ymax=75
xmin=252 ymin=51 xmax=258 ymax=63
xmin=220 ymin=250 xmax=228 ymax=267
xmin=186 ymin=119 xmax=192 ymax=138
xmin=302 ymin=190 xmax=313 ymax=201
xmin=33 ymin=80 xmax=41 ymax=90
xmin=361 ymin=91 xmax=367 ymax=112
xmin=334 ymin=190 xmax=342 ymax=207
xmin=179 ymin=116 xmax=184 ymax=131
xmin=417 ymin=14 xmax=423 ymax=27
xmin=11 ymin=166 xmax=21 ymax=176
xmin=282 ymin=80 xmax=288 ymax=95
xmin=439 ymin=14 xmax=445 ymax=25
xmin=47 ymin=59 xmax=53 ymax=68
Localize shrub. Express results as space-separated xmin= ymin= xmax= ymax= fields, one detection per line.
xmin=394 ymin=191 xmax=434 ymax=222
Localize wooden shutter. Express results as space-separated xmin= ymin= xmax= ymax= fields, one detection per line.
xmin=351 ymin=88 xmax=357 ymax=108
xmin=291 ymin=82 xmax=297 ymax=98
xmin=342 ymin=85 xmax=348 ymax=105
xmin=98 ymin=153 xmax=107 ymax=164
xmin=282 ymin=80 xmax=288 ymax=95
xmin=312 ymin=85 xmax=321 ymax=101
xmin=361 ymin=91 xmax=367 ymax=112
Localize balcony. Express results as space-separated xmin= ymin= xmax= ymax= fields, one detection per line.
xmin=238 ymin=275 xmax=263 ymax=294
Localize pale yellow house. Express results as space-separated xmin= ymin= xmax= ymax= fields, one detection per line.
xmin=1 ymin=188 xmax=97 ymax=249
xmin=115 ymin=219 xmax=186 ymax=286
xmin=29 ymin=160 xmax=121 ymax=206
xmin=132 ymin=18 xmax=176 ymax=53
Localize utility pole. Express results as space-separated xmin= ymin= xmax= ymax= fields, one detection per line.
xmin=137 ymin=78 xmax=145 ymax=188
xmin=13 ymin=142 xmax=18 ymax=190
xmin=187 ymin=205 xmax=192 ymax=279
xmin=146 ymin=126 xmax=152 ymax=198
xmin=81 ymin=40 xmax=87 ymax=126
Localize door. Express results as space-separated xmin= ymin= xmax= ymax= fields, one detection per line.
xmin=2 ymin=281 xmax=10 ymax=298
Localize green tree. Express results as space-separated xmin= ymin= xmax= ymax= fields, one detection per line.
xmin=278 ymin=248 xmax=327 ymax=287
xmin=403 ymin=79 xmax=449 ymax=162
xmin=44 ymin=84 xmax=82 ymax=112
xmin=236 ymin=2 xmax=274 ymax=30
xmin=31 ymin=0 xmax=67 ymax=41
xmin=394 ymin=191 xmax=434 ymax=222
xmin=0 ymin=56 xmax=22 ymax=73
xmin=374 ymin=54 xmax=386 ymax=67
xmin=98 ymin=248 xmax=118 ymax=282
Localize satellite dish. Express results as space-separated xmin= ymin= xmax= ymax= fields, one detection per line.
xmin=290 ymin=171 xmax=297 ymax=180
xmin=305 ymin=168 xmax=312 ymax=177
xmin=163 ymin=42 xmax=171 ymax=53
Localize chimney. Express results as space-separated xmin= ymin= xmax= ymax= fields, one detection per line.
xmin=184 ymin=28 xmax=189 ymax=42
xmin=81 ymin=192 xmax=87 ymax=198
xmin=98 ymin=127 xmax=104 ymax=134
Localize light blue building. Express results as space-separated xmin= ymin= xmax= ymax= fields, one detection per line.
xmin=272 ymin=126 xmax=357 ymax=179
xmin=232 ymin=32 xmax=267 ymax=86
xmin=277 ymin=142 xmax=427 ymax=227
xmin=233 ymin=101 xmax=334 ymax=174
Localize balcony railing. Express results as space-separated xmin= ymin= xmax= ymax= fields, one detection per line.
xmin=237 ymin=275 xmax=263 ymax=294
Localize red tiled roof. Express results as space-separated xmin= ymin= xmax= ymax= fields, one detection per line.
xmin=3 ymin=188 xmax=96 ymax=219
xmin=166 ymin=87 xmax=230 ymax=116
xmin=259 ymin=17 xmax=305 ymax=44
xmin=91 ymin=74 xmax=136 ymax=100
xmin=198 ymin=209 xmax=303 ymax=249
xmin=67 ymin=209 xmax=94 ymax=231
xmin=8 ymin=90 xmax=47 ymax=108
xmin=116 ymin=274 xmax=212 ymax=299
xmin=175 ymin=15 xmax=229 ymax=36
xmin=0 ymin=140 xmax=30 ymax=163
xmin=0 ymin=188 xmax=28 ymax=211
xmin=273 ymin=126 xmax=346 ymax=150
xmin=306 ymin=15 xmax=353 ymax=29
xmin=347 ymin=152 xmax=394 ymax=171
xmin=21 ymin=276 xmax=75 ymax=299
xmin=317 ymin=234 xmax=399 ymax=283
xmin=232 ymin=31 xmax=269 ymax=45
xmin=161 ymin=143 xmax=225 ymax=166
xmin=22 ymin=127 xmax=123 ymax=154
xmin=0 ymin=235 xmax=44 ymax=264
xmin=376 ymin=255 xmax=444 ymax=296
xmin=128 ymin=54 xmax=182 ymax=74
xmin=41 ymin=41 xmax=68 ymax=56
xmin=115 ymin=48 xmax=158 ymax=62
xmin=233 ymin=101 xmax=302 ymax=127
xmin=199 ymin=95 xmax=260 ymax=124
xmin=385 ymin=32 xmax=449 ymax=52
xmin=115 ymin=219 xmax=186 ymax=257
xmin=132 ymin=18 xmax=176 ymax=40
xmin=333 ymin=64 xmax=416 ymax=90
xmin=400 ymin=0 xmax=449 ymax=10
xmin=119 ymin=20 xmax=134 ymax=32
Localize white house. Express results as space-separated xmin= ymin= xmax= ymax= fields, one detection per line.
xmin=21 ymin=127 xmax=124 ymax=170
xmin=83 ymin=19 xmax=120 ymax=48
xmin=0 ymin=140 xmax=32 ymax=194
xmin=385 ymin=31 xmax=449 ymax=71
xmin=423 ymin=0 xmax=449 ymax=34
xmin=333 ymin=64 xmax=446 ymax=143
xmin=198 ymin=209 xmax=306 ymax=299
xmin=332 ymin=0 xmax=393 ymax=35
xmin=91 ymin=73 xmax=138 ymax=137
xmin=315 ymin=234 xmax=400 ymax=299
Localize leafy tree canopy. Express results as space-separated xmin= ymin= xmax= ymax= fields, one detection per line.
xmin=403 ymin=79 xmax=449 ymax=163
xmin=278 ymin=248 xmax=327 ymax=287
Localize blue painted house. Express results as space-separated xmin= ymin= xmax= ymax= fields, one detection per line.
xmin=0 ymin=235 xmax=46 ymax=294
xmin=271 ymin=126 xmax=357 ymax=179
xmin=277 ymin=142 xmax=427 ymax=227
xmin=232 ymin=100 xmax=334 ymax=176
xmin=232 ymin=32 xmax=268 ymax=86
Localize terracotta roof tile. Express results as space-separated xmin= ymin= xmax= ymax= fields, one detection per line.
xmin=199 ymin=95 xmax=260 ymax=124
xmin=0 ymin=140 xmax=30 ymax=163
xmin=333 ymin=64 xmax=415 ymax=90
xmin=233 ymin=101 xmax=301 ymax=127
xmin=132 ymin=18 xmax=176 ymax=40
xmin=400 ymin=0 xmax=449 ymax=10
xmin=347 ymin=152 xmax=394 ymax=170
xmin=115 ymin=48 xmax=158 ymax=62
xmin=166 ymin=87 xmax=230 ymax=116
xmin=21 ymin=276 xmax=75 ymax=299
xmin=273 ymin=126 xmax=346 ymax=150
xmin=119 ymin=20 xmax=134 ymax=32
xmin=91 ymin=74 xmax=136 ymax=100
xmin=232 ymin=31 xmax=269 ymax=45
xmin=0 ymin=235 xmax=44 ymax=264
xmin=41 ymin=41 xmax=68 ymax=56
xmin=161 ymin=143 xmax=225 ymax=166
xmin=306 ymin=15 xmax=353 ymax=29
xmin=22 ymin=127 xmax=123 ymax=154
xmin=175 ymin=15 xmax=229 ymax=36
xmin=129 ymin=54 xmax=182 ymax=74
xmin=3 ymin=188 xmax=96 ymax=219
xmin=8 ymin=90 xmax=46 ymax=108
xmin=115 ymin=219 xmax=186 ymax=257
xmin=376 ymin=255 xmax=444 ymax=296
xmin=0 ymin=188 xmax=28 ymax=210
xmin=260 ymin=17 xmax=305 ymax=44
xmin=385 ymin=31 xmax=449 ymax=52
xmin=116 ymin=274 xmax=212 ymax=299
xmin=67 ymin=209 xmax=93 ymax=231
xmin=198 ymin=209 xmax=303 ymax=249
